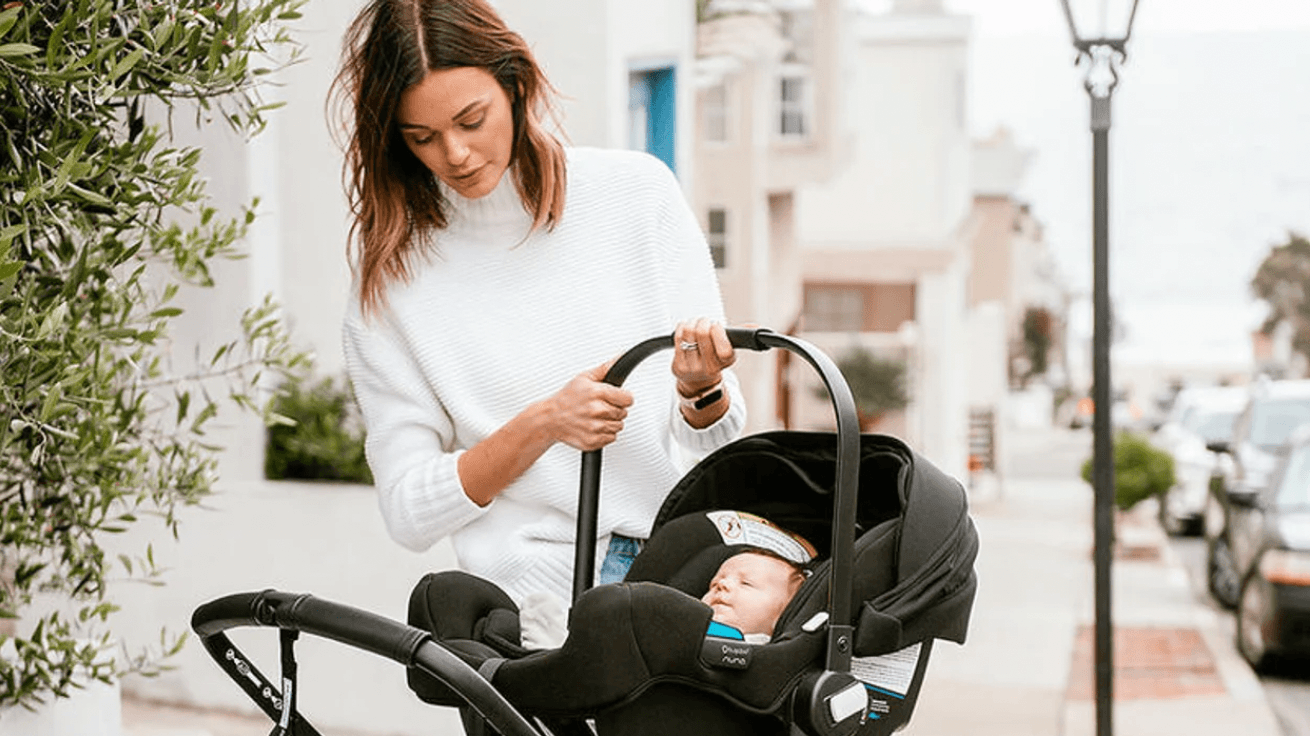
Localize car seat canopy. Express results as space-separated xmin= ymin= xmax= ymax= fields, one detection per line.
xmin=640 ymin=431 xmax=978 ymax=656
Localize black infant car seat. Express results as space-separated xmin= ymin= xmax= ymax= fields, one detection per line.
xmin=407 ymin=329 xmax=979 ymax=736
xmin=190 ymin=328 xmax=979 ymax=736
xmin=408 ymin=432 xmax=977 ymax=736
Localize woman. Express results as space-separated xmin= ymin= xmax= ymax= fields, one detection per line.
xmin=334 ymin=0 xmax=746 ymax=605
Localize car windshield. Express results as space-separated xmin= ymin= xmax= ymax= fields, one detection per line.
xmin=1249 ymin=398 xmax=1310 ymax=449
xmin=1185 ymin=409 xmax=1238 ymax=444
xmin=1275 ymin=445 xmax=1310 ymax=509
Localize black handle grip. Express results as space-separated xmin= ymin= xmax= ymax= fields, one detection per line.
xmin=596 ymin=327 xmax=772 ymax=389
xmin=193 ymin=590 xmax=427 ymax=664
xmin=191 ymin=590 xmax=266 ymax=636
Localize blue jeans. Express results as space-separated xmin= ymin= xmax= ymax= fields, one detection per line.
xmin=598 ymin=534 xmax=644 ymax=584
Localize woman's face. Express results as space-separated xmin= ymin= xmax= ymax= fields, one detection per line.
xmin=396 ymin=66 xmax=514 ymax=199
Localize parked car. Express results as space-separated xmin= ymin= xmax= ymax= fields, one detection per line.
xmin=1205 ymin=379 xmax=1310 ymax=609
xmin=1152 ymin=385 xmax=1248 ymax=537
xmin=1229 ymin=424 xmax=1310 ymax=672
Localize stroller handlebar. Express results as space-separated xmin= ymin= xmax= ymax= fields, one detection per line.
xmin=191 ymin=590 xmax=542 ymax=736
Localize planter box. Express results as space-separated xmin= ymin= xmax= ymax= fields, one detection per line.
xmin=0 ymin=679 xmax=120 ymax=736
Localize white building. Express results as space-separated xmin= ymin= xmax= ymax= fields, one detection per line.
xmin=692 ymin=0 xmax=851 ymax=429
xmin=791 ymin=0 xmax=974 ymax=480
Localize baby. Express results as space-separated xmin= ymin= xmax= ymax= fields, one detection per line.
xmin=520 ymin=547 xmax=807 ymax=649
xmin=701 ymin=549 xmax=806 ymax=643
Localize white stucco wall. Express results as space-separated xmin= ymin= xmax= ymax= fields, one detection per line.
xmin=493 ymin=0 xmax=610 ymax=147
xmin=966 ymin=301 xmax=1008 ymax=407
xmin=107 ymin=481 xmax=463 ymax=735
xmin=496 ymin=0 xmax=696 ymax=188
xmin=271 ymin=0 xmax=360 ymax=381
xmin=916 ymin=263 xmax=970 ymax=481
xmin=795 ymin=11 xmax=972 ymax=247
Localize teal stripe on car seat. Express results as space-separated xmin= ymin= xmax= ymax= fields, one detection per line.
xmin=706 ymin=621 xmax=745 ymax=640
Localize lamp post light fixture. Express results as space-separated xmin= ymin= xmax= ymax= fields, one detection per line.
xmin=1057 ymin=1 xmax=1140 ymax=736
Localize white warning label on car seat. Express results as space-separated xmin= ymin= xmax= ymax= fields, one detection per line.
xmin=705 ymin=510 xmax=816 ymax=563
xmin=850 ymin=641 xmax=922 ymax=698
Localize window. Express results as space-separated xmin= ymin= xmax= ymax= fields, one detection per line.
xmin=804 ymin=286 xmax=863 ymax=332
xmin=779 ymin=74 xmax=807 ymax=139
xmin=707 ymin=208 xmax=727 ymax=269
xmin=803 ymin=283 xmax=917 ymax=332
xmin=703 ymin=83 xmax=729 ymax=143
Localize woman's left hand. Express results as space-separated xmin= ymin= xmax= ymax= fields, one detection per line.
xmin=672 ymin=318 xmax=735 ymax=395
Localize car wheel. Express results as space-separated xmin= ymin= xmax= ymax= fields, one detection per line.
xmin=1236 ymin=575 xmax=1275 ymax=673
xmin=1207 ymin=536 xmax=1241 ymax=609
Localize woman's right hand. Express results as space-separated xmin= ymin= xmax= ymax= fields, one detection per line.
xmin=546 ymin=361 xmax=634 ymax=451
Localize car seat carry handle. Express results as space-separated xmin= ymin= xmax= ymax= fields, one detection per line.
xmin=574 ymin=327 xmax=862 ymax=672
xmin=191 ymin=590 xmax=541 ymax=736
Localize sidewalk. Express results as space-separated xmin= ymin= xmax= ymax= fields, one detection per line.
xmin=908 ymin=427 xmax=1283 ymax=736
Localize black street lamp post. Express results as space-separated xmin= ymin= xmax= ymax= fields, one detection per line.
xmin=1057 ymin=2 xmax=1140 ymax=736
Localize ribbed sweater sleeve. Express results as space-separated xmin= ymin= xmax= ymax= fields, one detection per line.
xmin=343 ymin=302 xmax=489 ymax=552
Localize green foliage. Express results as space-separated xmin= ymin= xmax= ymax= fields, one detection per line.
xmin=0 ymin=0 xmax=306 ymax=711
xmin=1251 ymin=231 xmax=1310 ymax=362
xmin=265 ymin=376 xmax=372 ymax=484
xmin=1080 ymin=432 xmax=1176 ymax=511
xmin=817 ymin=347 xmax=910 ymax=426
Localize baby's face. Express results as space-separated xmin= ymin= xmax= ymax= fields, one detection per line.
xmin=701 ymin=552 xmax=802 ymax=636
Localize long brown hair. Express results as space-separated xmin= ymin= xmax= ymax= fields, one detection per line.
xmin=333 ymin=0 xmax=567 ymax=316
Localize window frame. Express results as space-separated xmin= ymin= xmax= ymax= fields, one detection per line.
xmin=707 ymin=207 xmax=728 ymax=269
xmin=702 ymin=81 xmax=730 ymax=145
xmin=777 ymin=64 xmax=811 ymax=142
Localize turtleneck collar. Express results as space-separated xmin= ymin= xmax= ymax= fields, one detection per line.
xmin=438 ymin=166 xmax=533 ymax=238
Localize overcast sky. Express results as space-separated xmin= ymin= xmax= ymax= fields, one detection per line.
xmin=860 ymin=0 xmax=1310 ymax=37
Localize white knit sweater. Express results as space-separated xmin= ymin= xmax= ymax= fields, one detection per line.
xmin=342 ymin=147 xmax=746 ymax=604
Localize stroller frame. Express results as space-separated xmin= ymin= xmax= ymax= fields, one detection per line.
xmin=192 ymin=327 xmax=924 ymax=735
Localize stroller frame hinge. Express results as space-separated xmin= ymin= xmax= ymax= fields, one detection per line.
xmin=271 ymin=628 xmax=303 ymax=736
xmin=825 ymin=623 xmax=854 ymax=672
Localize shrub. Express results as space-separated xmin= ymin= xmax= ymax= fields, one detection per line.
xmin=1080 ymin=432 xmax=1176 ymax=511
xmin=265 ymin=376 xmax=372 ymax=484
xmin=0 ymin=0 xmax=306 ymax=712
xmin=816 ymin=347 xmax=910 ymax=428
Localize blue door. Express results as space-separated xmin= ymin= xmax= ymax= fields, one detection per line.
xmin=628 ymin=66 xmax=676 ymax=174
